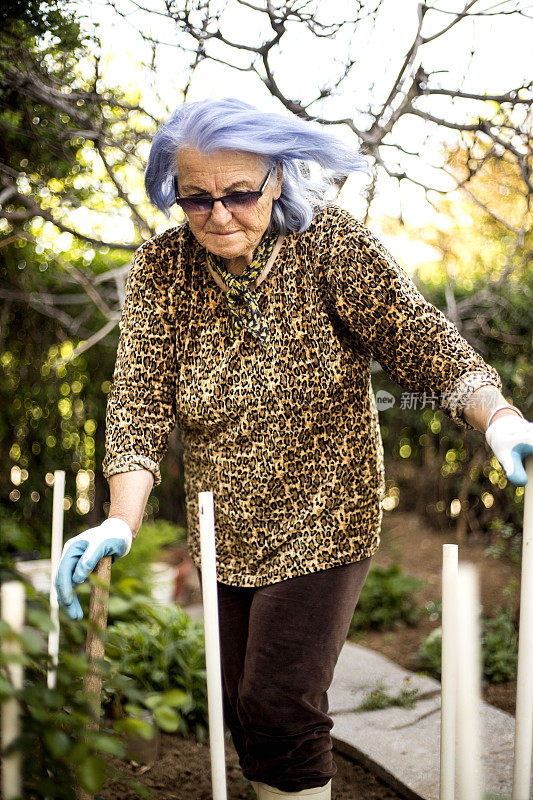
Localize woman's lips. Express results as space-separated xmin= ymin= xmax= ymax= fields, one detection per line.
xmin=210 ymin=231 xmax=239 ymax=236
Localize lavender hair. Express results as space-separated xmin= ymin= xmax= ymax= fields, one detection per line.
xmin=144 ymin=97 xmax=372 ymax=234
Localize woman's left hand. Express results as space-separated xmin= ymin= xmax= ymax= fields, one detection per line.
xmin=485 ymin=415 xmax=533 ymax=486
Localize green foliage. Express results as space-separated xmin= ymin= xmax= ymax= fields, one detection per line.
xmin=416 ymin=627 xmax=443 ymax=678
xmin=0 ymin=584 xmax=154 ymax=799
xmin=416 ymin=606 xmax=519 ymax=684
xmin=104 ymin=603 xmax=208 ymax=741
xmin=110 ymin=518 xmax=186 ymax=589
xmin=0 ymin=333 xmax=117 ymax=552
xmin=484 ymin=519 xmax=522 ymax=565
xmin=348 ymin=563 xmax=426 ymax=635
xmin=0 ymin=0 xmax=82 ymax=48
xmin=483 ymin=607 xmax=519 ymax=683
xmin=0 ymin=505 xmax=34 ymax=559
xmin=356 ymin=680 xmax=419 ymax=711
xmin=376 ymin=254 xmax=532 ymax=546
xmin=0 ymin=0 xmax=178 ymax=551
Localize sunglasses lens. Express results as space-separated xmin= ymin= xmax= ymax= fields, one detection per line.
xmin=180 ymin=198 xmax=212 ymax=214
xmin=178 ymin=190 xmax=262 ymax=214
xmin=224 ymin=192 xmax=260 ymax=211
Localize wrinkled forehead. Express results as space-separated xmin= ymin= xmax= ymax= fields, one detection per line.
xmin=175 ymin=147 xmax=269 ymax=191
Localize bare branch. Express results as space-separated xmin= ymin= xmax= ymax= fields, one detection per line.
xmin=421 ymin=0 xmax=481 ymax=44
xmin=428 ymin=84 xmax=533 ymax=104
xmin=372 ymin=2 xmax=428 ymax=135
xmin=94 ymin=142 xmax=156 ymax=238
xmin=19 ymin=232 xmax=119 ymax=316
xmin=54 ymin=318 xmax=120 ymax=368
xmin=0 ymin=286 xmax=95 ymax=335
xmin=0 ymin=176 xmax=139 ymax=251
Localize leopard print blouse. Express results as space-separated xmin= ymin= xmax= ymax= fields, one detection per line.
xmin=102 ymin=203 xmax=502 ymax=586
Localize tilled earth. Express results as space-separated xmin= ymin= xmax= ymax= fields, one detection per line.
xmin=100 ymin=732 xmax=402 ymax=800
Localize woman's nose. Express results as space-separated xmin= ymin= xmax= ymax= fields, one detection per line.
xmin=210 ymin=199 xmax=233 ymax=224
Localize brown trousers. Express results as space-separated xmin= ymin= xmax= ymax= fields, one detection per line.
xmin=200 ymin=557 xmax=373 ymax=792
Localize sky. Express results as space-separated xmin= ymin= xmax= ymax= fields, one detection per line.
xmin=82 ymin=0 xmax=533 ymax=269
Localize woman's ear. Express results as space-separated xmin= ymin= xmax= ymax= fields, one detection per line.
xmin=273 ymin=162 xmax=283 ymax=200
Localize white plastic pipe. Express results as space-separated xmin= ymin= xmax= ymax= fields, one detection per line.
xmin=1 ymin=580 xmax=26 ymax=800
xmin=440 ymin=544 xmax=458 ymax=800
xmin=48 ymin=469 xmax=65 ymax=690
xmin=456 ymin=563 xmax=483 ymax=800
xmin=512 ymin=454 xmax=533 ymax=800
xmin=198 ymin=491 xmax=228 ymax=800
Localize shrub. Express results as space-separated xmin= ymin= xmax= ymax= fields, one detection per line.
xmin=416 ymin=627 xmax=443 ymax=679
xmin=0 ymin=581 xmax=152 ymax=799
xmin=483 ymin=607 xmax=519 ymax=683
xmin=416 ymin=605 xmax=519 ymax=684
xmin=104 ymin=603 xmax=208 ymax=741
xmin=349 ymin=563 xmax=426 ymax=635
xmin=110 ymin=518 xmax=186 ymax=589
xmin=484 ymin=519 xmax=522 ymax=565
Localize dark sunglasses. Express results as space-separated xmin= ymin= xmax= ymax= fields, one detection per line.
xmin=173 ymin=167 xmax=274 ymax=215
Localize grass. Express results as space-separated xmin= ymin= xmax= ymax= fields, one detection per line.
xmin=356 ymin=680 xmax=419 ymax=712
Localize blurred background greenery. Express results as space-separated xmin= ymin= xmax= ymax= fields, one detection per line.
xmin=1 ymin=0 xmax=531 ymax=564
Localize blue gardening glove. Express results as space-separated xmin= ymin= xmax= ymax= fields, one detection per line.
xmin=55 ymin=517 xmax=133 ymax=620
xmin=485 ymin=415 xmax=533 ymax=486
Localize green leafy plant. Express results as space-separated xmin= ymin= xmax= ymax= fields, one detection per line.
xmin=483 ymin=607 xmax=519 ymax=683
xmin=348 ymin=563 xmax=426 ymax=635
xmin=416 ymin=627 xmax=443 ymax=679
xmin=110 ymin=518 xmax=186 ymax=589
xmin=0 ymin=581 xmax=153 ymax=799
xmin=484 ymin=519 xmax=522 ymax=565
xmin=356 ymin=680 xmax=419 ymax=711
xmin=416 ymin=605 xmax=519 ymax=684
xmin=104 ymin=602 xmax=208 ymax=741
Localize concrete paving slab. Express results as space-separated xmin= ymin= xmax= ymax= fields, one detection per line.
xmin=330 ymin=641 xmax=529 ymax=800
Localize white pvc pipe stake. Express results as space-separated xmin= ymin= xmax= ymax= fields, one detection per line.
xmin=440 ymin=544 xmax=458 ymax=800
xmin=512 ymin=454 xmax=533 ymax=800
xmin=48 ymin=469 xmax=65 ymax=690
xmin=456 ymin=563 xmax=483 ymax=800
xmin=1 ymin=580 xmax=26 ymax=800
xmin=198 ymin=491 xmax=228 ymax=800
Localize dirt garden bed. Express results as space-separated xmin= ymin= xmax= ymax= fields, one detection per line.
xmin=100 ymin=731 xmax=402 ymax=800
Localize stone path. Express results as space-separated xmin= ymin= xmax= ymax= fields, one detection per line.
xmin=330 ymin=641 xmax=527 ymax=800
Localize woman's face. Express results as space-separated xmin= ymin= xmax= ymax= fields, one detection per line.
xmin=175 ymin=148 xmax=282 ymax=266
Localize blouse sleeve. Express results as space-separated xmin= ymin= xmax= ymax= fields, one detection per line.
xmin=101 ymin=241 xmax=178 ymax=486
xmin=323 ymin=210 xmax=502 ymax=431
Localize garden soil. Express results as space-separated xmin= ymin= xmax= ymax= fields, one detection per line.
xmin=100 ymin=731 xmax=401 ymax=800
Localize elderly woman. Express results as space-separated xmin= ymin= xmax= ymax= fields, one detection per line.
xmin=56 ymin=97 xmax=533 ymax=799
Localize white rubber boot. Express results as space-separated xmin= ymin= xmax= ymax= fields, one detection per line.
xmin=253 ymin=779 xmax=331 ymax=799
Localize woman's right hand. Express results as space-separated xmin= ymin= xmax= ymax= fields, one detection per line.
xmin=54 ymin=517 xmax=133 ymax=620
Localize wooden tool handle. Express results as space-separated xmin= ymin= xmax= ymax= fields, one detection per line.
xmin=76 ymin=555 xmax=112 ymax=800
xmin=84 ymin=555 xmax=112 ymax=715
